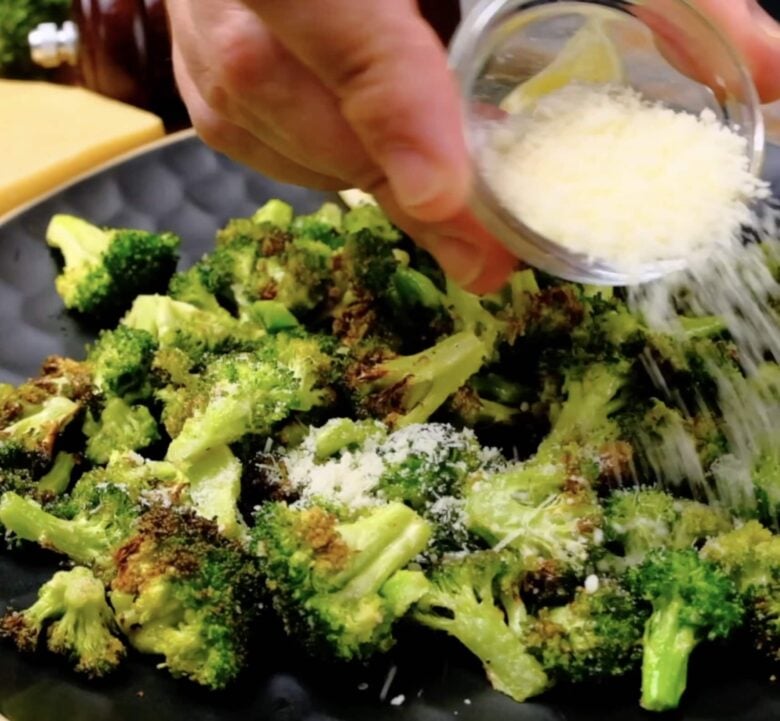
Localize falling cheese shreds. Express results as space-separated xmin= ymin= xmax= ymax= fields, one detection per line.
xmin=480 ymin=83 xmax=769 ymax=273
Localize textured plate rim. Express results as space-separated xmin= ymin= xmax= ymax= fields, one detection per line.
xmin=0 ymin=128 xmax=199 ymax=227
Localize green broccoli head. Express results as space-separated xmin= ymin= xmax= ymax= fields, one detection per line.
xmin=82 ymin=397 xmax=161 ymax=465
xmin=0 ymin=384 xmax=81 ymax=468
xmin=346 ymin=331 xmax=487 ymax=428
xmin=163 ymin=334 xmax=336 ymax=466
xmin=526 ymin=578 xmax=646 ymax=682
xmin=0 ymin=453 xmax=187 ymax=569
xmin=627 ymin=548 xmax=744 ymax=712
xmin=87 ymin=326 xmax=158 ymax=401
xmin=167 ymin=264 xmax=226 ymax=314
xmin=0 ymin=566 xmax=125 ymax=678
xmin=702 ymin=521 xmax=780 ymax=664
xmin=122 ymin=295 xmax=264 ymax=363
xmin=412 ymin=550 xmax=550 ymax=703
xmin=46 ymin=214 xmax=180 ymax=322
xmin=752 ymin=448 xmax=780 ymax=526
xmin=253 ymin=501 xmax=431 ymax=661
xmin=602 ymin=488 xmax=732 ymax=570
xmin=109 ymin=506 xmax=262 ymax=689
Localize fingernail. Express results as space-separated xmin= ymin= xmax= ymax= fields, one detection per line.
xmin=429 ymin=236 xmax=485 ymax=287
xmin=384 ymin=150 xmax=449 ymax=214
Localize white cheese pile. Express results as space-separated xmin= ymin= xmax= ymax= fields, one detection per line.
xmin=283 ymin=420 xmax=502 ymax=511
xmin=480 ymin=83 xmax=769 ymax=273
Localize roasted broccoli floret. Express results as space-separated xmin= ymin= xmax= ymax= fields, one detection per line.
xmin=0 ymin=566 xmax=124 ymax=678
xmin=86 ymin=325 xmax=158 ymax=401
xmin=122 ymin=295 xmax=264 ymax=361
xmin=412 ymin=550 xmax=550 ymax=702
xmin=465 ymin=362 xmax=626 ymax=568
xmin=702 ymin=521 xmax=780 ymax=664
xmin=82 ymin=397 xmax=160 ymax=465
xmin=602 ymin=487 xmax=732 ymax=571
xmin=628 ymin=549 xmax=744 ymax=712
xmin=253 ymin=501 xmax=431 ymax=660
xmin=167 ymin=264 xmax=226 ymax=314
xmin=46 ymin=214 xmax=180 ymax=321
xmin=346 ymin=331 xmax=486 ymax=428
xmin=526 ymin=578 xmax=646 ymax=682
xmin=0 ymin=453 xmax=187 ymax=570
xmin=109 ymin=506 xmax=261 ymax=689
xmin=163 ymin=333 xmax=336 ymax=466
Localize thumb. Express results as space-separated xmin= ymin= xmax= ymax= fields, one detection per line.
xmin=244 ymin=0 xmax=471 ymax=223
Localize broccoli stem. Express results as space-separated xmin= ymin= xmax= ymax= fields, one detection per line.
xmin=46 ymin=215 xmax=108 ymax=267
xmin=333 ymin=504 xmax=431 ymax=598
xmin=414 ymin=594 xmax=548 ymax=702
xmin=640 ymin=599 xmax=698 ymax=712
xmin=0 ymin=493 xmax=109 ymax=566
xmin=37 ymin=451 xmax=76 ymax=495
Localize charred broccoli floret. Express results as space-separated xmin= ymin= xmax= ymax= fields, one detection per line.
xmin=253 ymin=501 xmax=431 ymax=660
xmin=109 ymin=506 xmax=261 ymax=689
xmin=702 ymin=521 xmax=780 ymax=664
xmin=0 ymin=566 xmax=124 ymax=678
xmin=82 ymin=397 xmax=160 ymax=465
xmin=346 ymin=331 xmax=486 ymax=428
xmin=526 ymin=579 xmax=646 ymax=682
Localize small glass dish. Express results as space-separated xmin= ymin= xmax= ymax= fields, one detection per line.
xmin=450 ymin=0 xmax=766 ymax=285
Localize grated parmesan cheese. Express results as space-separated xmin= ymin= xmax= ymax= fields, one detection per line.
xmin=480 ymin=83 xmax=769 ymax=273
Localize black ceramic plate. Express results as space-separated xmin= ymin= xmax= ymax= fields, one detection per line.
xmin=1 ymin=132 xmax=779 ymax=721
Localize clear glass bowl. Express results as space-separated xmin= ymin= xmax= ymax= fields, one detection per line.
xmin=450 ymin=0 xmax=766 ymax=284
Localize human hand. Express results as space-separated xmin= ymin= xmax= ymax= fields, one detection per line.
xmin=167 ymin=0 xmax=780 ymax=295
xmin=166 ymin=0 xmax=515 ymax=294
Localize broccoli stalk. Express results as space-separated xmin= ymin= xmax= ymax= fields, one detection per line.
xmin=253 ymin=501 xmax=431 ymax=660
xmin=0 ymin=566 xmax=125 ymax=678
xmin=186 ymin=444 xmax=247 ymax=541
xmin=628 ymin=549 xmax=744 ymax=712
xmin=412 ymin=551 xmax=549 ymax=702
xmin=46 ymin=214 xmax=180 ymax=320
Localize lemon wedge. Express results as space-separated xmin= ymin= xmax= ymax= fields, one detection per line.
xmin=499 ymin=17 xmax=624 ymax=114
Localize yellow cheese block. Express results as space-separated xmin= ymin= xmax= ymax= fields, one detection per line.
xmin=0 ymin=80 xmax=165 ymax=218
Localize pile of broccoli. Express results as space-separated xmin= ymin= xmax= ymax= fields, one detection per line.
xmin=0 ymin=199 xmax=777 ymax=713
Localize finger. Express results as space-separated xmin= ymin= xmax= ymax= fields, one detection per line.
xmin=693 ymin=0 xmax=780 ymax=101
xmin=245 ymin=0 xmax=471 ymax=223
xmin=372 ymin=183 xmax=517 ymax=294
xmin=173 ymin=48 xmax=347 ymax=190
xmin=638 ymin=0 xmax=780 ymax=103
xmin=168 ymin=0 xmax=379 ymax=184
